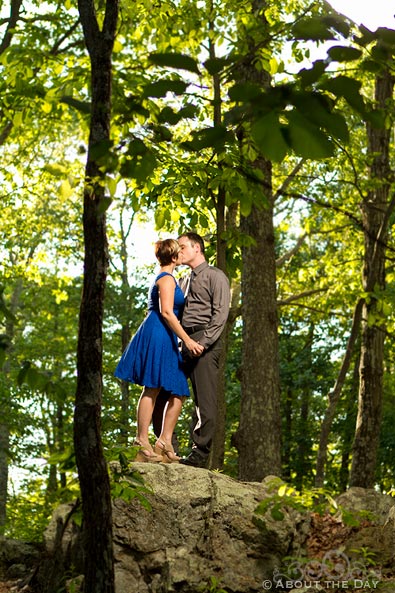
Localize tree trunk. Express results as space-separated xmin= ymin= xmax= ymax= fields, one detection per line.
xmin=0 ymin=423 xmax=9 ymax=534
xmin=315 ymin=299 xmax=363 ymax=489
xmin=238 ymin=184 xmax=282 ymax=480
xmin=74 ymin=2 xmax=118 ymax=592
xmin=207 ymin=27 xmax=231 ymax=469
xmin=295 ymin=326 xmax=313 ymax=491
xmin=0 ymin=279 xmax=23 ymax=533
xmin=234 ymin=0 xmax=282 ymax=481
xmin=118 ymin=213 xmax=134 ymax=444
xmin=350 ymin=70 xmax=394 ymax=488
xmin=339 ymin=352 xmax=360 ymax=492
xmin=282 ymin=387 xmax=293 ymax=482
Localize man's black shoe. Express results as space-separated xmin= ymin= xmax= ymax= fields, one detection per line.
xmin=179 ymin=449 xmax=208 ymax=468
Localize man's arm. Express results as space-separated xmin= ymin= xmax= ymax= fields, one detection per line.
xmin=200 ymin=271 xmax=230 ymax=348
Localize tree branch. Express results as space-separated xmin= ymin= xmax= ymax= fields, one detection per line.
xmin=0 ymin=0 xmax=23 ymax=55
xmin=277 ymin=288 xmax=327 ymax=306
xmin=276 ymin=233 xmax=307 ymax=267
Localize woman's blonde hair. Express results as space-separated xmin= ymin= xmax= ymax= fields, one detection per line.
xmin=155 ymin=238 xmax=180 ymax=265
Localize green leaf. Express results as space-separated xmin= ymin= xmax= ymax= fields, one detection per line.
xmin=327 ymin=45 xmax=362 ymax=62
xmin=60 ymin=95 xmax=91 ymax=114
xmin=365 ymin=109 xmax=386 ymax=129
xmin=185 ymin=125 xmax=230 ymax=151
xmin=148 ymin=52 xmax=200 ymax=74
xmin=43 ymin=163 xmax=68 ymax=176
xmin=286 ymin=110 xmax=335 ymax=159
xmin=179 ymin=104 xmax=199 ymax=119
xmin=322 ymin=15 xmax=351 ymax=38
xmin=90 ymin=139 xmax=113 ymax=160
xmin=98 ymin=196 xmax=112 ymax=214
xmin=371 ymin=44 xmax=391 ymax=61
xmin=292 ymin=93 xmax=349 ymax=142
xmin=155 ymin=209 xmax=166 ymax=227
xmin=157 ymin=106 xmax=181 ymax=125
xmin=204 ymin=57 xmax=230 ymax=75
xmin=251 ymin=112 xmax=288 ymax=162
xmin=142 ymin=79 xmax=188 ymax=98
xmin=127 ymin=139 xmax=147 ymax=156
xmin=120 ymin=151 xmax=157 ymax=183
xmin=299 ymin=60 xmax=328 ymax=87
xmin=239 ymin=192 xmax=252 ymax=217
xmin=292 ymin=17 xmax=336 ymax=41
xmin=376 ymin=27 xmax=395 ymax=47
xmin=359 ymin=59 xmax=383 ymax=73
xmin=353 ymin=25 xmax=376 ymax=47
xmin=152 ymin=124 xmax=173 ymax=142
xmin=320 ymin=76 xmax=365 ymax=113
xmin=228 ymin=82 xmax=262 ymax=102
xmin=271 ymin=507 xmax=285 ymax=521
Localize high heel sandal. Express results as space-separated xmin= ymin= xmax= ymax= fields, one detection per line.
xmin=154 ymin=440 xmax=180 ymax=463
xmin=134 ymin=440 xmax=163 ymax=463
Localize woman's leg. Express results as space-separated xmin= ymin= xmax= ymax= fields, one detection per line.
xmin=160 ymin=396 xmax=184 ymax=444
xmin=136 ymin=386 xmax=161 ymax=449
xmin=155 ymin=396 xmax=185 ymax=461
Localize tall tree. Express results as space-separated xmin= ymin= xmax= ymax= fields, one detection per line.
xmin=350 ymin=66 xmax=394 ymax=487
xmin=74 ymin=1 xmax=118 ymax=591
xmin=235 ymin=0 xmax=282 ymax=481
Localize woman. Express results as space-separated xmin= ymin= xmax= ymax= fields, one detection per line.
xmin=114 ymin=238 xmax=204 ymax=463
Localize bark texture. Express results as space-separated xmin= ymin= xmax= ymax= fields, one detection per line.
xmin=235 ymin=0 xmax=282 ymax=481
xmin=238 ymin=186 xmax=282 ymax=480
xmin=350 ymin=69 xmax=394 ymax=488
xmin=74 ymin=2 xmax=118 ymax=592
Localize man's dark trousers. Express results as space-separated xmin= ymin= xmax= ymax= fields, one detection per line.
xmin=182 ymin=328 xmax=222 ymax=455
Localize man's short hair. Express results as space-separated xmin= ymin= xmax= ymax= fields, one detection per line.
xmin=178 ymin=232 xmax=205 ymax=255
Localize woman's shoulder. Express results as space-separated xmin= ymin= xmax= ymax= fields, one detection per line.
xmin=156 ymin=271 xmax=177 ymax=284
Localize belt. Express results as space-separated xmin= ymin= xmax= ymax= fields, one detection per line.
xmin=184 ymin=325 xmax=206 ymax=335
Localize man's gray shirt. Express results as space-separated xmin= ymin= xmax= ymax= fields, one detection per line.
xmin=181 ymin=261 xmax=230 ymax=349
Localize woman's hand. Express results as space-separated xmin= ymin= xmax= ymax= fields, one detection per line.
xmin=184 ymin=338 xmax=205 ymax=357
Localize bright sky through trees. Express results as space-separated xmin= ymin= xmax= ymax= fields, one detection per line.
xmin=328 ymin=0 xmax=395 ymax=29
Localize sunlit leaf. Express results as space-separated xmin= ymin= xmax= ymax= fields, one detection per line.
xmin=239 ymin=192 xmax=252 ymax=217
xmin=251 ymin=112 xmax=288 ymax=162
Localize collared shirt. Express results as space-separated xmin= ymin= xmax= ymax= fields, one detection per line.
xmin=181 ymin=261 xmax=230 ymax=348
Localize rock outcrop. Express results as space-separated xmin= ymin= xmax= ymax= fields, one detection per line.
xmin=36 ymin=465 xmax=309 ymax=593
xmin=10 ymin=465 xmax=395 ymax=593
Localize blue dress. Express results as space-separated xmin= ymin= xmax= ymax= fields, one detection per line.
xmin=114 ymin=272 xmax=190 ymax=397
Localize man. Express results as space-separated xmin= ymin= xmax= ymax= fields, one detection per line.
xmin=178 ymin=232 xmax=230 ymax=468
